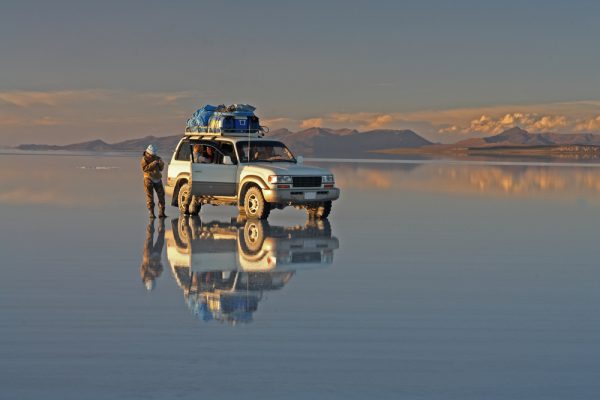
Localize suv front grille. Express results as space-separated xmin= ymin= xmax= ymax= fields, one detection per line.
xmin=292 ymin=176 xmax=322 ymax=187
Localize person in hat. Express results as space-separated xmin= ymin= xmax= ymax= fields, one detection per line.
xmin=141 ymin=144 xmax=167 ymax=218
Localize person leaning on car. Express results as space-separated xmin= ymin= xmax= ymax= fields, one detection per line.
xmin=141 ymin=144 xmax=167 ymax=219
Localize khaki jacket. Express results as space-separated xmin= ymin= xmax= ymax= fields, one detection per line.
xmin=141 ymin=153 xmax=164 ymax=181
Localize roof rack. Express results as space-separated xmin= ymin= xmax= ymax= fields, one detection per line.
xmin=185 ymin=127 xmax=264 ymax=138
xmin=185 ymin=128 xmax=262 ymax=136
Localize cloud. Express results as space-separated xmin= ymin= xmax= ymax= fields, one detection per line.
xmin=298 ymin=112 xmax=406 ymax=130
xmin=0 ymin=116 xmax=22 ymax=126
xmin=137 ymin=91 xmax=199 ymax=105
xmin=300 ymin=118 xmax=324 ymax=128
xmin=0 ymin=89 xmax=199 ymax=108
xmin=260 ymin=117 xmax=296 ymax=129
xmin=0 ymin=89 xmax=205 ymax=145
xmin=288 ymin=100 xmax=600 ymax=142
xmin=5 ymin=89 xmax=600 ymax=146
xmin=0 ymin=90 xmax=111 ymax=107
xmin=462 ymin=113 xmax=569 ymax=135
xmin=440 ymin=111 xmax=600 ymax=136
xmin=574 ymin=115 xmax=600 ymax=132
xmin=329 ymin=113 xmax=395 ymax=129
xmin=33 ymin=116 xmax=67 ymax=126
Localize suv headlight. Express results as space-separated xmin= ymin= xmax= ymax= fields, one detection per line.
xmin=268 ymin=175 xmax=293 ymax=184
xmin=322 ymin=175 xmax=334 ymax=183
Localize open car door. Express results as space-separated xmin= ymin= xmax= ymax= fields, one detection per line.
xmin=190 ymin=143 xmax=238 ymax=197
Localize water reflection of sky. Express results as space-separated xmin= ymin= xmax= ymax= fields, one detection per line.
xmin=0 ymin=153 xmax=140 ymax=208
xmin=2 ymin=153 xmax=600 ymax=399
xmin=329 ymin=162 xmax=600 ymax=202
xmin=3 ymin=155 xmax=600 ymax=209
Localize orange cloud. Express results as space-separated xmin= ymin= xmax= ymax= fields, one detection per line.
xmin=0 ymin=116 xmax=22 ymax=126
xmin=464 ymin=113 xmax=569 ymax=135
xmin=300 ymin=118 xmax=324 ymax=128
xmin=138 ymin=91 xmax=198 ymax=105
xmin=5 ymin=90 xmax=600 ymax=146
xmin=574 ymin=115 xmax=600 ymax=132
xmin=282 ymin=101 xmax=600 ymax=137
xmin=33 ymin=116 xmax=67 ymax=126
xmin=0 ymin=89 xmax=206 ymax=145
xmin=0 ymin=90 xmax=110 ymax=107
xmin=327 ymin=112 xmax=398 ymax=129
xmin=261 ymin=117 xmax=296 ymax=129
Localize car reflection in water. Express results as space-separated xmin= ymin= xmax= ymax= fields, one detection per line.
xmin=166 ymin=216 xmax=339 ymax=324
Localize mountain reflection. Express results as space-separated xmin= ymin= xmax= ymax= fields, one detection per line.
xmin=331 ymin=163 xmax=600 ymax=199
xmin=165 ymin=216 xmax=339 ymax=324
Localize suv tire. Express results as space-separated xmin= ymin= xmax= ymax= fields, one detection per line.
xmin=177 ymin=183 xmax=192 ymax=214
xmin=244 ymin=186 xmax=270 ymax=219
xmin=241 ymin=220 xmax=270 ymax=254
xmin=189 ymin=198 xmax=201 ymax=216
xmin=307 ymin=201 xmax=332 ymax=219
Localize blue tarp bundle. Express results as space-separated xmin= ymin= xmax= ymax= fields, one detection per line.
xmin=186 ymin=104 xmax=218 ymax=130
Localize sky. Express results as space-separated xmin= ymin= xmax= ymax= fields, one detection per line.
xmin=1 ymin=0 xmax=600 ymax=145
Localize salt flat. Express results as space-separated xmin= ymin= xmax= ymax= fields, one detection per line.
xmin=1 ymin=153 xmax=599 ymax=399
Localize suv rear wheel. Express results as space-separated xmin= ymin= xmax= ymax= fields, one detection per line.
xmin=244 ymin=186 xmax=270 ymax=219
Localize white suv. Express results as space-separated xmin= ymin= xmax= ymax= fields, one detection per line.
xmin=165 ymin=134 xmax=340 ymax=219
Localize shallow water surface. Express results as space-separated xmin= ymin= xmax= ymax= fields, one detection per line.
xmin=1 ymin=154 xmax=599 ymax=399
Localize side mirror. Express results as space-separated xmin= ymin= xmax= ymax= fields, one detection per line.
xmin=223 ymin=155 xmax=233 ymax=165
xmin=296 ymin=155 xmax=304 ymax=164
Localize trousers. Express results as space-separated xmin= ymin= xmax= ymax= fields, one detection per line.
xmin=144 ymin=178 xmax=165 ymax=211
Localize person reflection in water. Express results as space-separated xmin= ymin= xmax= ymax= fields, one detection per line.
xmin=140 ymin=218 xmax=165 ymax=291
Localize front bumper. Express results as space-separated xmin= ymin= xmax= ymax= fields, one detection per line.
xmin=263 ymin=187 xmax=340 ymax=204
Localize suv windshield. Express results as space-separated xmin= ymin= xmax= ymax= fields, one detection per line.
xmin=236 ymin=141 xmax=296 ymax=163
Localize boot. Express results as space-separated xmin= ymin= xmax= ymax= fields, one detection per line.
xmin=158 ymin=205 xmax=167 ymax=219
xmin=149 ymin=208 xmax=156 ymax=219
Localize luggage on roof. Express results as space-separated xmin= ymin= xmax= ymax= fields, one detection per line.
xmin=186 ymin=104 xmax=217 ymax=129
xmin=185 ymin=104 xmax=262 ymax=136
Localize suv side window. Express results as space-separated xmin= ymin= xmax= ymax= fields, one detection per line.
xmin=205 ymin=143 xmax=221 ymax=164
xmin=176 ymin=140 xmax=191 ymax=161
xmin=218 ymin=141 xmax=237 ymax=164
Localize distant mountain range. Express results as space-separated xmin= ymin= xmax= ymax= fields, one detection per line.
xmin=17 ymin=135 xmax=181 ymax=154
xmin=269 ymin=127 xmax=432 ymax=156
xmin=454 ymin=127 xmax=600 ymax=148
xmin=14 ymin=126 xmax=600 ymax=157
xmin=16 ymin=128 xmax=433 ymax=157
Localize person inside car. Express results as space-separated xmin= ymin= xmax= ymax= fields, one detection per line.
xmin=192 ymin=144 xmax=204 ymax=163
xmin=203 ymin=146 xmax=215 ymax=163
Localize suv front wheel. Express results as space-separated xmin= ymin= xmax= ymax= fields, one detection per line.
xmin=243 ymin=187 xmax=270 ymax=219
